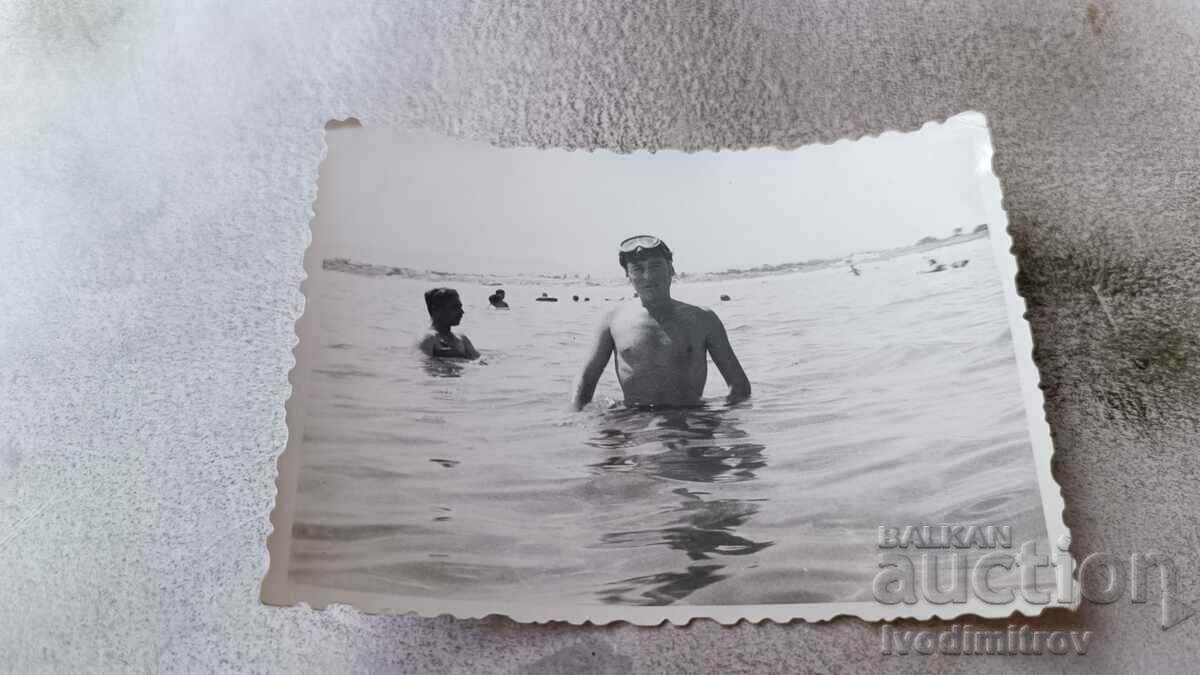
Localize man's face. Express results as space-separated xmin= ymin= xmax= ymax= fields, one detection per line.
xmin=625 ymin=255 xmax=673 ymax=300
xmin=433 ymin=295 xmax=464 ymax=326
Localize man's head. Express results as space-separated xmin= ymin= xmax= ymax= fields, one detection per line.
xmin=425 ymin=287 xmax=464 ymax=328
xmin=495 ymin=289 xmax=505 ymax=299
xmin=619 ymin=235 xmax=674 ymax=303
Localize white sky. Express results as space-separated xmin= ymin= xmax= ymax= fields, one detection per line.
xmin=316 ymin=112 xmax=994 ymax=278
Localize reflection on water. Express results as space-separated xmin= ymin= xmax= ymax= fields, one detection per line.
xmin=589 ymin=407 xmax=766 ymax=482
xmin=597 ymin=565 xmax=731 ymax=606
xmin=589 ymin=407 xmax=774 ymax=605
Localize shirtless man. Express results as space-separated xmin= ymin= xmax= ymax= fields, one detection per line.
xmin=572 ymin=235 xmax=751 ymax=410
xmin=418 ymin=287 xmax=480 ymax=359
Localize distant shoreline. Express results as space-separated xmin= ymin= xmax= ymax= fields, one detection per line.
xmin=322 ymin=229 xmax=990 ymax=287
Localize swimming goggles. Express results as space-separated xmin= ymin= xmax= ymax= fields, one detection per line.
xmin=619 ymin=235 xmax=666 ymax=252
xmin=618 ymin=235 xmax=673 ymax=268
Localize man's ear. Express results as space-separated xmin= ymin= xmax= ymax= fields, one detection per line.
xmin=669 ymin=262 xmax=676 ymax=277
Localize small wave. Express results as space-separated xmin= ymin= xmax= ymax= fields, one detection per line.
xmin=291 ymin=521 xmax=424 ymax=542
xmin=312 ymin=365 xmax=379 ymax=379
xmin=878 ymin=287 xmax=960 ymax=310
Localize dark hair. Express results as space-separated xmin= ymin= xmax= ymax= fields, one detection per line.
xmin=424 ymin=287 xmax=460 ymax=315
xmin=619 ymin=242 xmax=674 ymax=270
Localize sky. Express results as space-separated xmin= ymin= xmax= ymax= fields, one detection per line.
xmin=315 ymin=112 xmax=996 ymax=278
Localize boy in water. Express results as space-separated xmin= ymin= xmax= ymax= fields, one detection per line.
xmin=488 ymin=289 xmax=509 ymax=308
xmin=419 ymin=287 xmax=480 ymax=359
xmin=572 ymin=235 xmax=751 ymax=410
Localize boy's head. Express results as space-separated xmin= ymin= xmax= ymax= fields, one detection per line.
xmin=425 ymin=287 xmax=464 ymax=327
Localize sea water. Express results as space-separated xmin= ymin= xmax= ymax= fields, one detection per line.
xmin=289 ymin=236 xmax=1047 ymax=606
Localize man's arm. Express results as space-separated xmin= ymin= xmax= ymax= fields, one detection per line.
xmin=704 ymin=309 xmax=751 ymax=404
xmin=572 ymin=314 xmax=615 ymax=410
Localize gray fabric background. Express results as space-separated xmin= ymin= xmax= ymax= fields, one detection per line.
xmin=3 ymin=1 xmax=1198 ymax=672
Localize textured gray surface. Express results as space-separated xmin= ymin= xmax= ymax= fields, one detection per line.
xmin=2 ymin=0 xmax=1199 ymax=672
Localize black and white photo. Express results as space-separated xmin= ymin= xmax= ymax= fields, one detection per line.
xmin=264 ymin=113 xmax=1070 ymax=624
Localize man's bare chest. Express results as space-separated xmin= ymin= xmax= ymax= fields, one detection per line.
xmin=611 ymin=319 xmax=704 ymax=363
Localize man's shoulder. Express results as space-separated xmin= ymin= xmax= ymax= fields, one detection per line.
xmin=672 ymin=298 xmax=708 ymax=311
xmin=603 ymin=304 xmax=632 ymax=323
xmin=672 ymin=301 xmax=730 ymax=337
xmin=672 ymin=300 xmax=719 ymax=320
xmin=609 ymin=300 xmax=716 ymax=321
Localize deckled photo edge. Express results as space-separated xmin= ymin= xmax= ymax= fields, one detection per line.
xmin=972 ymin=111 xmax=1074 ymax=580
xmin=261 ymin=118 xmax=349 ymax=607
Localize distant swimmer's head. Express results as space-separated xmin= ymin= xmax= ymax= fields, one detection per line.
xmin=425 ymin=287 xmax=464 ymax=328
xmin=619 ymin=235 xmax=675 ymax=302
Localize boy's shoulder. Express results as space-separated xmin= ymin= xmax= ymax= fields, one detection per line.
xmin=420 ymin=329 xmax=466 ymax=342
xmin=418 ymin=330 xmax=458 ymax=350
xmin=417 ymin=331 xmax=437 ymax=353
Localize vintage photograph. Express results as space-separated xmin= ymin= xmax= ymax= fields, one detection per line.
xmin=264 ymin=113 xmax=1069 ymax=624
